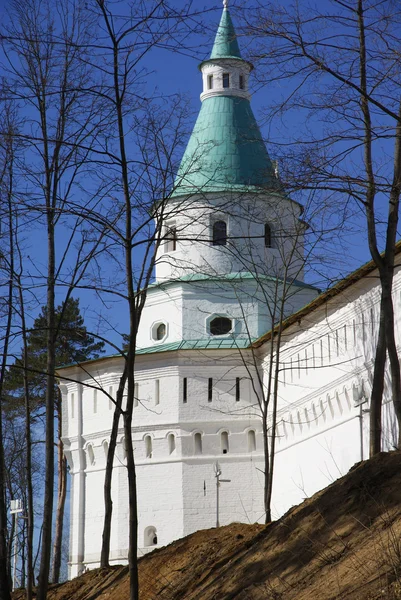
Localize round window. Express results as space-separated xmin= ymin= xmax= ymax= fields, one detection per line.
xmin=210 ymin=316 xmax=232 ymax=336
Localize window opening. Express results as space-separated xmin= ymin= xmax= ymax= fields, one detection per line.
xmin=183 ymin=377 xmax=187 ymax=403
xmin=145 ymin=435 xmax=152 ymax=459
xmin=239 ymin=74 xmax=244 ymax=89
xmin=210 ymin=316 xmax=232 ymax=335
xmin=222 ymin=72 xmax=230 ymax=88
xmin=155 ymin=379 xmax=160 ymax=405
xmin=168 ymin=433 xmax=176 ymax=455
xmin=103 ymin=440 xmax=109 ymax=458
xmin=165 ymin=226 xmax=177 ymax=252
xmin=264 ymin=224 xmax=272 ymax=248
xmin=208 ymin=378 xmax=213 ymax=402
xmin=156 ymin=323 xmax=166 ymax=340
xmin=248 ymin=430 xmax=256 ymax=452
xmin=212 ymin=220 xmax=227 ymax=245
xmin=221 ymin=431 xmax=229 ymax=454
xmin=194 ymin=432 xmax=202 ymax=455
xmin=235 ymin=377 xmax=240 ymax=401
xmin=207 ymin=74 xmax=213 ymax=89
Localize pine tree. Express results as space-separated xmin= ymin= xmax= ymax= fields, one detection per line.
xmin=5 ymin=297 xmax=105 ymax=583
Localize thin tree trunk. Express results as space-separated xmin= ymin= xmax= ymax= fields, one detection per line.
xmin=51 ymin=391 xmax=67 ymax=584
xmin=37 ymin=209 xmax=56 ymax=600
xmin=18 ymin=278 xmax=34 ymax=599
xmin=262 ymin=411 xmax=270 ymax=524
xmin=124 ymin=412 xmax=139 ymax=600
xmin=369 ymin=299 xmax=386 ymax=456
xmin=100 ymin=373 xmax=126 ymax=568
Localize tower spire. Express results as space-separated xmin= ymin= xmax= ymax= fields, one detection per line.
xmin=171 ymin=4 xmax=279 ymax=197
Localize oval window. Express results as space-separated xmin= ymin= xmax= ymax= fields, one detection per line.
xmin=210 ymin=316 xmax=232 ymax=335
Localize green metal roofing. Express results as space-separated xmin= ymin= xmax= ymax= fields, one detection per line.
xmin=171 ymin=95 xmax=279 ymax=197
xmin=136 ymin=338 xmax=252 ymax=355
xmin=149 ymin=271 xmax=320 ymax=292
xmin=210 ymin=8 xmax=242 ymax=60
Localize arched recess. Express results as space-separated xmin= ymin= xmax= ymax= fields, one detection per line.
xmin=144 ymin=526 xmax=158 ymax=547
xmin=167 ymin=433 xmax=176 ymax=455
xmin=86 ymin=443 xmax=95 ymax=466
xmin=247 ymin=430 xmax=256 ymax=452
xmin=102 ymin=440 xmax=109 ymax=459
xmin=194 ymin=432 xmax=203 ymax=455
xmin=221 ymin=431 xmax=229 ymax=454
xmin=144 ymin=435 xmax=152 ymax=459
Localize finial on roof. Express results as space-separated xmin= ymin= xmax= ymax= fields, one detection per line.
xmin=223 ymin=0 xmax=228 ymax=8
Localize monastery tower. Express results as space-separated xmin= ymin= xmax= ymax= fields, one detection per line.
xmin=60 ymin=2 xmax=319 ymax=577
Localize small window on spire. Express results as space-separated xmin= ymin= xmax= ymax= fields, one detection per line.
xmin=222 ymin=73 xmax=230 ymax=88
xmin=239 ymin=74 xmax=244 ymax=90
xmin=208 ymin=74 xmax=213 ymax=90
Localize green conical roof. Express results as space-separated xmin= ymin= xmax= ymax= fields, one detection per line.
xmin=171 ymin=7 xmax=279 ymax=198
xmin=171 ymin=96 xmax=279 ymax=196
xmin=210 ymin=8 xmax=242 ymax=60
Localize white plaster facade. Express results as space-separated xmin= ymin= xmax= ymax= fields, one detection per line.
xmin=59 ymin=3 xmax=401 ymax=581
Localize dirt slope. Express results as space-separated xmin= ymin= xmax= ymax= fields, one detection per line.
xmin=14 ymin=451 xmax=401 ymax=599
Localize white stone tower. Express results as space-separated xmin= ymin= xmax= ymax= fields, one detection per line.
xmin=60 ymin=2 xmax=319 ymax=578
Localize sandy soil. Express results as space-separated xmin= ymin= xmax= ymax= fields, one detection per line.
xmin=13 ymin=451 xmax=401 ymax=599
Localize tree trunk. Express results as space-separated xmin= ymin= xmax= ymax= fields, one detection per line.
xmin=100 ymin=375 xmax=125 ymax=568
xmin=18 ymin=281 xmax=34 ymax=600
xmin=36 ymin=215 xmax=56 ymax=600
xmin=124 ymin=413 xmax=139 ymax=600
xmin=51 ymin=395 xmax=67 ymax=584
xmin=262 ymin=411 xmax=271 ymax=524
xmin=369 ymin=297 xmax=386 ymax=456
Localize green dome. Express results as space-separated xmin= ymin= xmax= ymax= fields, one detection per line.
xmin=171 ymin=95 xmax=279 ymax=197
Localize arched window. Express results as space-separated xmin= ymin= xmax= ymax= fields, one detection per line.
xmin=264 ymin=223 xmax=272 ymax=248
xmin=168 ymin=433 xmax=176 ymax=455
xmin=194 ymin=432 xmax=202 ymax=455
xmin=248 ymin=430 xmax=256 ymax=452
xmin=145 ymin=435 xmax=152 ymax=459
xmin=210 ymin=316 xmax=232 ymax=335
xmin=239 ymin=74 xmax=245 ymax=90
xmin=144 ymin=526 xmax=157 ymax=547
xmin=207 ymin=74 xmax=213 ymax=90
xmin=103 ymin=440 xmax=109 ymax=459
xmin=222 ymin=72 xmax=230 ymax=88
xmin=213 ymin=221 xmax=227 ymax=246
xmin=221 ymin=431 xmax=229 ymax=454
